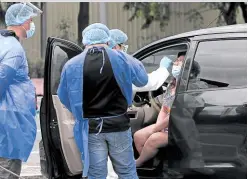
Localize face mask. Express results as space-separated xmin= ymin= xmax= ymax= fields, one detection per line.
xmin=172 ymin=65 xmax=181 ymax=78
xmin=24 ymin=22 xmax=35 ymax=38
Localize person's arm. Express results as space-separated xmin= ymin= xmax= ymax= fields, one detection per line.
xmin=153 ymin=106 xmax=170 ymax=132
xmin=133 ymin=56 xmax=172 ymax=92
xmin=153 ymin=83 xmax=175 ymax=132
xmin=57 ymin=65 xmax=72 ymax=113
xmin=0 ymin=51 xmax=23 ymax=98
xmin=132 ymin=67 xmax=169 ymax=92
xmin=123 ymin=53 xmax=148 ymax=87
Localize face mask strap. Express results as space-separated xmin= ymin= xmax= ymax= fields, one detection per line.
xmin=21 ymin=25 xmax=27 ymax=33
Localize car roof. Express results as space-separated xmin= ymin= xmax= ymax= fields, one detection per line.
xmin=134 ymin=24 xmax=247 ymax=54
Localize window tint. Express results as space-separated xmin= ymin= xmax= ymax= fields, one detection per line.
xmin=51 ymin=45 xmax=81 ymax=94
xmin=141 ymin=45 xmax=188 ymax=73
xmin=189 ymin=39 xmax=247 ymax=90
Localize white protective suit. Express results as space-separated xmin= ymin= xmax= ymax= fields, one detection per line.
xmin=132 ymin=66 xmax=170 ymax=93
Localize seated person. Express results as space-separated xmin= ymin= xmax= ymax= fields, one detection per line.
xmin=188 ymin=60 xmax=209 ymax=90
xmin=134 ymin=54 xmax=184 ymax=167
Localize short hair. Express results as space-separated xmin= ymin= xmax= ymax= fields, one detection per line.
xmin=191 ymin=61 xmax=201 ymax=77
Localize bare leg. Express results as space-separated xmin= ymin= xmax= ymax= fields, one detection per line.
xmin=134 ymin=108 xmax=169 ymax=154
xmin=134 ymin=124 xmax=156 ymax=154
xmin=136 ymin=132 xmax=168 ymax=167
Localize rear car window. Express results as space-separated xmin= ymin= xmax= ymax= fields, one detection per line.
xmin=188 ymin=39 xmax=247 ymax=90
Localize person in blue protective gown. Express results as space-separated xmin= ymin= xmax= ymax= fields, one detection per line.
xmin=57 ymin=23 xmax=148 ymax=179
xmin=109 ymin=29 xmax=173 ymax=94
xmin=0 ymin=3 xmax=42 ymax=179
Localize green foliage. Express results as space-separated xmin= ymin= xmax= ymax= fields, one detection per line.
xmin=56 ymin=18 xmax=75 ymax=41
xmin=123 ymin=2 xmax=170 ymax=30
xmin=123 ymin=2 xmax=247 ymax=30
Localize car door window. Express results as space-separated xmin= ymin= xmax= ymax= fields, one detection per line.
xmin=51 ymin=44 xmax=81 ymax=94
xmin=188 ymin=39 xmax=247 ymax=90
xmin=141 ymin=44 xmax=188 ymax=73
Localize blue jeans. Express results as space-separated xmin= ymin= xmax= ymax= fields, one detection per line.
xmin=88 ymin=128 xmax=138 ymax=179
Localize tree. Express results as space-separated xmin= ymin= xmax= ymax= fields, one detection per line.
xmin=57 ymin=18 xmax=75 ymax=41
xmin=77 ymin=2 xmax=89 ymax=46
xmin=123 ymin=2 xmax=247 ymax=30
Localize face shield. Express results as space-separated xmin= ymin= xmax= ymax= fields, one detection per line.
xmin=120 ymin=44 xmax=128 ymax=53
xmin=16 ymin=2 xmax=43 ymax=19
xmin=5 ymin=2 xmax=43 ymax=26
xmin=28 ymin=2 xmax=43 ymax=14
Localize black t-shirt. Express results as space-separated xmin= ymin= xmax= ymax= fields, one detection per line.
xmin=83 ymin=47 xmax=130 ymax=133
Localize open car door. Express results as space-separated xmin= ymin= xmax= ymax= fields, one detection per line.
xmin=40 ymin=37 xmax=83 ymax=179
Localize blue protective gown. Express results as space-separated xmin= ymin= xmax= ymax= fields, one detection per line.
xmin=57 ymin=47 xmax=148 ymax=177
xmin=0 ymin=34 xmax=36 ymax=161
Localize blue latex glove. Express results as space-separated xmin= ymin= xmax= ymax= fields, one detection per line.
xmin=160 ymin=56 xmax=172 ymax=69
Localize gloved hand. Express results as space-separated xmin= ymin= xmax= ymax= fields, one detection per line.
xmin=159 ymin=56 xmax=173 ymax=69
xmin=160 ymin=57 xmax=173 ymax=76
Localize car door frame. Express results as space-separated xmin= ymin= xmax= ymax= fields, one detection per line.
xmin=40 ymin=37 xmax=83 ymax=179
xmin=133 ymin=38 xmax=190 ymax=59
